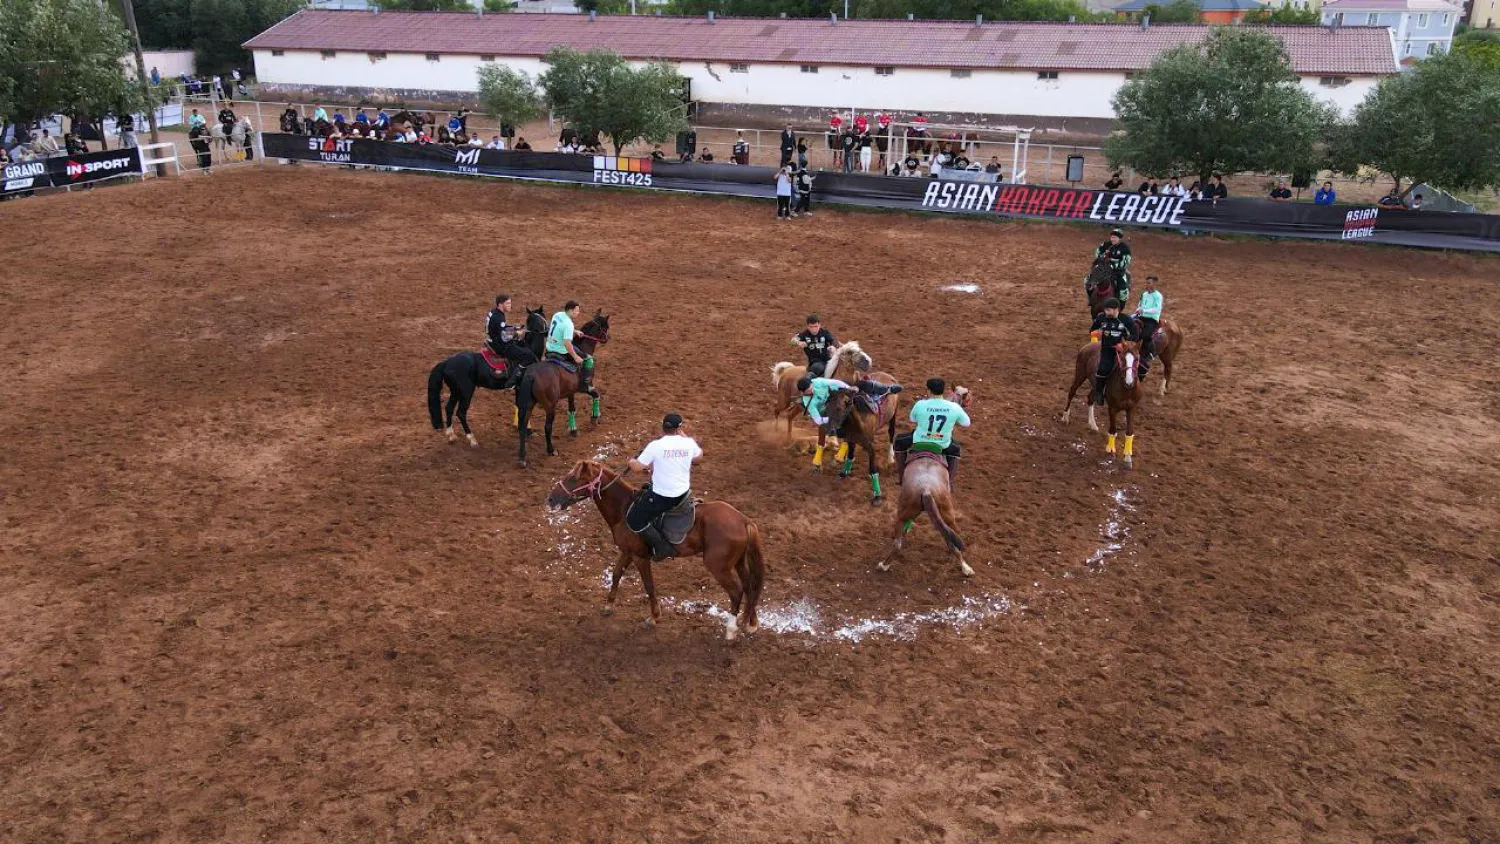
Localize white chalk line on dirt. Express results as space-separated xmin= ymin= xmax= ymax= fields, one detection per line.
xmin=661 ymin=591 xmax=1018 ymax=644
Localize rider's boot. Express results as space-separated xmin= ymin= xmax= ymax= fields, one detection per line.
xmin=501 ymin=363 xmax=525 ymax=391
xmin=946 ymin=456 xmax=960 ymax=491
xmin=579 ymin=358 xmax=599 ymax=397
xmin=893 ymin=449 xmax=908 ymax=483
xmin=1091 ymin=375 xmax=1107 ymax=405
xmin=639 ymin=524 xmax=676 ymax=561
xmin=1138 ymin=359 xmax=1151 ymax=381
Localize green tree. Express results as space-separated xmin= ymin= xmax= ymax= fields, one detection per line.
xmin=373 ymin=0 xmax=472 ymax=9
xmin=1140 ymin=0 xmax=1200 ymax=23
xmin=1453 ymin=29 xmax=1500 ymax=71
xmin=125 ymin=0 xmax=301 ymax=73
xmin=1242 ymin=4 xmax=1319 ymax=23
xmin=483 ymin=0 xmax=516 ymax=10
xmin=0 ymin=0 xmax=156 ymax=129
xmin=1106 ymin=28 xmax=1334 ymax=183
xmin=539 ymin=47 xmax=689 ymax=155
xmin=1327 ymin=50 xmax=1500 ymax=195
xmin=575 ymin=0 xmax=630 ymax=13
xmin=476 ymin=62 xmax=541 ymax=127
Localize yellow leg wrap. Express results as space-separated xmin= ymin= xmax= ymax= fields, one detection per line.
xmin=512 ymin=407 xmax=519 ymax=426
xmin=1124 ymin=434 xmax=1135 ymax=457
xmin=813 ymin=445 xmax=824 ymax=467
xmin=1106 ymin=433 xmax=1117 ymax=454
xmin=835 ymin=443 xmax=849 ymax=462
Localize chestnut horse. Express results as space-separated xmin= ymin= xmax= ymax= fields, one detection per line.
xmin=1061 ymin=339 xmax=1145 ymax=467
xmin=769 ymin=340 xmax=873 ymax=440
xmin=515 ymin=311 xmax=610 ymax=468
xmin=1143 ymin=316 xmax=1185 ymax=396
xmin=876 ymin=450 xmax=973 ymax=578
xmin=546 ymin=461 xmax=765 ymax=641
xmin=819 ymin=373 xmax=903 ymax=505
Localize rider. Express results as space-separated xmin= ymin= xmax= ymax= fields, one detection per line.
xmin=1134 ymin=276 xmax=1163 ymax=380
xmin=1090 ymin=298 xmax=1139 ymax=405
xmin=545 ymin=300 xmax=597 ymax=397
xmin=795 ymin=314 xmax=838 ymax=377
xmin=893 ymin=378 xmax=971 ymax=490
xmin=486 ymin=294 xmax=538 ymax=390
xmin=624 ymin=413 xmax=703 ymax=561
xmin=796 ymin=373 xmax=900 ymax=431
xmin=1091 ymin=228 xmax=1133 ymax=308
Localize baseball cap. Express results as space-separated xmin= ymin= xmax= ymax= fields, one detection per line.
xmin=663 ymin=413 xmax=683 ymax=430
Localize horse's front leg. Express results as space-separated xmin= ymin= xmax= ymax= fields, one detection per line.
xmin=813 ymin=428 xmax=826 ymax=473
xmin=602 ymin=549 xmax=634 ymax=616
xmin=544 ymin=408 xmax=558 ymax=456
xmin=566 ymin=394 xmax=578 ymax=437
xmin=456 ymin=393 xmax=478 ymax=448
xmin=1123 ymin=407 xmax=1136 ymax=468
xmin=876 ymin=503 xmax=918 ymax=572
xmin=636 ymin=558 xmax=660 ymax=627
xmin=867 ymin=443 xmax=883 ymax=506
xmin=1106 ymin=406 xmax=1119 ymax=456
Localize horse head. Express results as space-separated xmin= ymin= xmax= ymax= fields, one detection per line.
xmin=1116 ymin=341 xmax=1143 ymax=388
xmin=582 ymin=311 xmax=610 ymax=344
xmin=547 ymin=459 xmax=608 ymax=509
xmin=947 ymin=386 xmax=972 ymax=410
xmin=822 ymin=387 xmax=858 ymax=432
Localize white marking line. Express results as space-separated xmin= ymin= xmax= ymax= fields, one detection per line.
xmin=1085 ymin=486 xmax=1137 ymax=572
xmin=662 ymin=591 xmax=1016 ymax=643
xmin=941 ymin=283 xmax=982 ymax=294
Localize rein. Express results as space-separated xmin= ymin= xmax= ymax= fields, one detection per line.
xmin=559 ymin=464 xmax=624 ymax=501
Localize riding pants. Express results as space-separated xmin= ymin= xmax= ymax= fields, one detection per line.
xmin=1137 ymin=317 xmax=1159 ymax=363
xmin=504 ymin=343 xmax=538 ymax=371
xmin=626 ymin=488 xmax=687 ymax=532
xmin=1093 ymin=345 xmax=1120 ymax=401
xmin=806 ymin=359 xmax=828 ymax=377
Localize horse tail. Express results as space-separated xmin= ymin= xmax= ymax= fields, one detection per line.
xmin=922 ymin=492 xmax=965 ymax=552
xmin=427 ymin=363 xmax=447 ymax=430
xmin=743 ymin=520 xmax=766 ymax=624
xmin=771 ymin=361 xmax=795 ymax=388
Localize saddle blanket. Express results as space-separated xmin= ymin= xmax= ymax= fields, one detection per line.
xmin=479 ymin=348 xmax=508 ymax=374
xmin=659 ymin=496 xmax=697 ymax=546
xmin=544 ymin=357 xmax=578 ymax=373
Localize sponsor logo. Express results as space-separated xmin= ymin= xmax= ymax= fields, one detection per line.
xmin=3 ymin=178 xmax=35 ymax=191
xmin=3 ymin=162 xmax=45 ymax=180
xmin=309 ymin=136 xmax=354 ymax=163
xmin=65 ymin=155 xmax=135 ymax=179
xmin=920 ymin=184 xmax=1189 ymax=228
xmin=455 ymin=148 xmax=481 ymax=173
xmin=1342 ymin=207 xmax=1378 ymax=240
xmin=592 ymin=155 xmax=653 ymax=187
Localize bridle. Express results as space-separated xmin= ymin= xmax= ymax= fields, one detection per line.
xmin=577 ymin=321 xmax=610 ymax=345
xmin=554 ymin=463 xmax=623 ymax=502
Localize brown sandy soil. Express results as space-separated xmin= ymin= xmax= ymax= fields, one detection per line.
xmin=1 ymin=166 xmax=1498 ymax=843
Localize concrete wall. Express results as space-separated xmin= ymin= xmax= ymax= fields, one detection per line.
xmin=128 ymin=50 xmax=195 ymax=79
xmin=1470 ymin=0 xmax=1499 ymax=27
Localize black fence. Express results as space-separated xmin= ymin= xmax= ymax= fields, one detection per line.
xmin=261 ymin=134 xmax=1500 ymax=254
xmin=1 ymin=147 xmax=143 ymax=197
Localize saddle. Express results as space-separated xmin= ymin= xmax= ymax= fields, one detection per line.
xmin=856 ymin=392 xmax=884 ymax=416
xmin=632 ymin=488 xmax=698 ymax=546
xmin=479 ymin=347 xmax=508 ymax=375
xmin=543 ymin=356 xmax=578 ymax=374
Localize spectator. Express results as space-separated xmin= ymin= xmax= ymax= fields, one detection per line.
xmin=0 ymin=147 xmax=8 ymax=166
xmin=779 ymin=124 xmax=795 ymax=166
xmin=902 ymin=152 xmax=920 ymax=177
xmin=514 ymin=137 xmax=531 ymax=150
xmin=853 ymin=113 xmax=868 ymax=136
xmin=1377 ymin=190 xmax=1404 ymax=209
xmin=858 ymin=128 xmax=873 ymax=172
xmin=775 ymin=165 xmax=793 ymax=220
xmin=985 ymin=156 xmax=1002 ymax=175
xmin=732 ymin=132 xmax=749 ymax=165
xmin=117 ymin=113 xmax=137 ymax=148
xmin=354 ymin=109 xmax=370 ymax=127
xmin=422 ymin=112 xmax=437 ymax=134
xmin=374 ymin=109 xmax=390 ymax=132
xmin=1148 ymin=178 xmax=1160 ymax=196
xmin=1314 ymin=181 xmax=1336 ymax=205
xmin=928 ymin=153 xmax=944 ymax=179
xmin=1165 ymin=177 xmax=1187 ymax=198
xmin=650 ymin=144 xmax=665 ymax=161
xmin=313 ymin=106 xmax=328 ymax=124
xmin=1104 ymin=171 xmax=1124 ymax=191
xmin=467 ymin=133 xmax=484 ymax=148
xmin=1137 ymin=178 xmax=1151 ymax=194
xmin=150 ymin=66 xmax=160 ymax=86
xmin=828 ymin=112 xmax=843 ymax=165
xmin=699 ymin=146 xmax=714 ymax=163
xmin=1407 ymin=192 xmax=1424 ymax=210
xmin=63 ymin=132 xmax=86 ymax=155
xmin=447 ymin=113 xmax=463 ymax=137
xmin=875 ymin=112 xmax=892 ymax=170
xmin=795 ymin=167 xmax=814 ymax=216
xmin=188 ymin=109 xmax=207 ymax=131
xmin=1268 ymin=180 xmax=1293 ymax=201
xmin=188 ymin=125 xmax=211 ymax=173
xmin=1211 ymin=175 xmax=1228 ymax=199
xmin=437 ymin=125 xmax=453 ymax=145
xmin=34 ymin=129 xmax=60 ymax=156
xmin=840 ymin=127 xmax=857 ymax=173
xmin=484 ymin=134 xmax=504 ymax=150
xmin=1188 ymin=184 xmax=1205 ymax=201
xmin=796 ymin=139 xmax=808 ymax=171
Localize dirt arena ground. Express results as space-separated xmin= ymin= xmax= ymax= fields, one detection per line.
xmin=2 ymin=167 xmax=1497 ymax=843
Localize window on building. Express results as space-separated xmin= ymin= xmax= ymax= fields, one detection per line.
xmin=874 ymin=66 xmax=895 ymax=76
xmin=950 ymin=69 xmax=971 ymax=78
xmin=730 ymin=63 xmax=749 ymax=73
xmin=1404 ymin=41 xmax=1413 ymax=54
xmin=1442 ymin=13 xmax=1450 ymax=25
xmin=271 ymin=49 xmax=285 ymax=57
xmin=426 ymin=52 xmax=441 ymax=62
xmin=1331 ymin=12 xmax=1343 ymax=24
xmin=480 ymin=54 xmax=495 ymax=62
xmin=1366 ymin=12 xmax=1379 ymax=24
xmin=1037 ymin=70 xmax=1059 ymax=80
xmin=800 ymin=65 xmax=818 ymax=73
xmin=1319 ymin=75 xmax=1351 ymax=87
xmin=368 ymin=51 xmax=386 ymax=62
xmin=1417 ymin=12 xmax=1429 ymax=26
xmin=320 ymin=50 xmax=336 ymax=59
xmin=1427 ymin=42 xmax=1440 ymax=54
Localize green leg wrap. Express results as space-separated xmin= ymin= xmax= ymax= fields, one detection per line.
xmin=902 ymin=519 xmax=915 ymax=534
xmin=583 ymin=356 xmax=595 ymax=371
xmin=591 ymin=397 xmax=601 ymax=418
xmin=870 ymin=474 xmax=882 ymax=497
xmin=843 ymin=457 xmax=855 ymax=475
xmin=567 ymin=411 xmax=577 ymax=432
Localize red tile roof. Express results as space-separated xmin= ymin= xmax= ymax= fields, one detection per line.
xmin=246 ymin=10 xmax=1399 ymax=76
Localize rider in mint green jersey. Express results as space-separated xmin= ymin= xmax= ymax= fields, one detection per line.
xmin=893 ymin=377 xmax=970 ymax=489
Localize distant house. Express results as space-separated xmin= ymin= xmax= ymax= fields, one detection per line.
xmin=1321 ymin=0 xmax=1461 ymax=59
xmin=1114 ymin=0 xmax=1268 ymax=24
xmin=1469 ymin=0 xmax=1498 ymax=27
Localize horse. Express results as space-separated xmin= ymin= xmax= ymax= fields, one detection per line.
xmin=819 ymin=372 xmax=903 ymax=505
xmin=1084 ymin=258 xmax=1117 ymax=317
xmin=515 ymin=311 xmax=611 ymax=468
xmin=1143 ymin=316 xmax=1185 ymax=397
xmin=876 ymin=448 xmax=973 ymax=578
xmin=770 ymin=340 xmax=873 ymax=442
xmin=1061 ymin=339 xmax=1145 ymax=467
xmin=546 ymin=461 xmax=765 ymax=641
xmin=426 ymin=307 xmax=547 ymax=446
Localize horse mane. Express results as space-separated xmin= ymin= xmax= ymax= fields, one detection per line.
xmin=825 ymin=341 xmax=871 ymax=383
xmin=771 ymin=361 xmax=796 ymax=388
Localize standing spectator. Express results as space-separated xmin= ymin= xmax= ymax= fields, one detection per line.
xmin=1407 ymin=192 xmax=1424 ymax=210
xmin=858 ymin=127 xmax=872 ymax=172
xmin=313 ymin=105 xmax=328 ymax=124
xmin=775 ymin=165 xmax=793 ymax=220
xmin=796 ymin=139 xmax=808 ymax=170
xmin=1105 ymin=171 xmax=1124 ymax=191
xmin=985 ymin=156 xmax=1002 ymax=176
xmin=779 ymin=124 xmax=795 ymax=167
xmin=852 ymin=113 xmax=868 ymax=136
xmin=827 ymin=112 xmax=843 ymax=166
xmin=732 ymin=132 xmax=749 ymax=165
xmin=1314 ymin=181 xmax=1336 ymax=205
xmin=63 ymin=131 xmax=86 ymax=155
xmin=874 ymin=117 xmax=890 ymax=171
xmin=374 ymin=109 xmax=391 ymax=132
xmin=117 ymin=113 xmax=137 ymax=148
xmin=840 ymin=127 xmax=857 ymax=173
xmin=447 ymin=112 xmax=463 ymax=138
xmin=354 ymin=109 xmax=370 ymax=128
xmin=1210 ymin=175 xmax=1228 ymax=199
xmin=1268 ymin=180 xmax=1293 ymax=201
xmin=928 ymin=152 xmax=944 ymax=179
xmin=188 ymin=125 xmax=212 ymax=173
xmin=795 ymin=167 xmax=814 ymax=216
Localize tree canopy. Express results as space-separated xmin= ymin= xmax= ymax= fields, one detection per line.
xmin=539 ymin=47 xmax=689 ymax=155
xmin=1452 ymin=28 xmax=1500 ymax=72
xmin=1106 ymin=27 xmax=1334 ymax=182
xmin=1138 ymin=0 xmax=1200 ymax=23
xmin=1242 ymin=4 xmax=1319 ymax=24
xmin=1327 ymin=50 xmax=1500 ymax=194
xmin=476 ymin=62 xmax=541 ymax=128
xmin=125 ymin=0 xmax=303 ymax=73
xmin=0 ymin=0 xmax=156 ymax=127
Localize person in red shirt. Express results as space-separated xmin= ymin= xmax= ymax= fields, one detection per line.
xmin=853 ymin=114 xmax=868 ymax=134
xmin=828 ymin=112 xmax=844 ymax=166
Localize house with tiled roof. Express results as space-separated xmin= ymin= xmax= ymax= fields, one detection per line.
xmin=1113 ymin=0 xmax=1268 ymax=25
xmin=1320 ymin=0 xmax=1461 ymax=60
xmin=245 ymin=10 xmax=1398 ymax=133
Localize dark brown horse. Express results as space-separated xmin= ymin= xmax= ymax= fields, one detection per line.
xmin=515 ymin=311 xmax=610 ymax=468
xmin=1085 ymin=258 xmax=1117 ymax=317
xmin=770 ymin=341 xmax=872 ymax=442
xmin=818 ymin=371 xmax=902 ymax=505
xmin=546 ymin=461 xmax=766 ymax=641
xmin=1061 ymin=339 xmax=1145 ymax=467
xmin=876 ymin=450 xmax=973 ymax=578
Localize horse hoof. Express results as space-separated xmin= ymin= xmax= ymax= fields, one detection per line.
xmin=467 ymin=436 xmax=479 ymax=448
xmin=744 ymin=621 xmax=760 ymax=635
xmin=871 ymin=495 xmax=882 ymax=506
xmin=569 ymin=430 xmax=579 ymax=438
xmin=1060 ymin=412 xmax=1069 ymax=424
xmin=518 ymin=460 xmax=528 ymax=469
xmin=960 ymin=562 xmax=976 ymax=578
xmin=876 ymin=561 xmax=892 ymax=572
xmin=1123 ymin=456 xmax=1134 ymax=468
xmin=642 ymin=617 xmax=657 ymax=629
xmin=546 ymin=449 xmax=557 ymax=456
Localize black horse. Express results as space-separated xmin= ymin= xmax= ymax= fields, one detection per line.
xmin=1085 ymin=258 xmax=1119 ymax=318
xmin=515 ymin=311 xmax=611 ymax=468
xmin=427 ymin=307 xmax=547 ymax=447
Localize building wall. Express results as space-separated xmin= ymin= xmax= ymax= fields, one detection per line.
xmin=1321 ymin=7 xmax=1458 ymax=57
xmin=251 ymin=48 xmax=1381 ymax=122
xmin=131 ymin=49 xmax=195 ymax=79
xmin=1470 ymin=0 xmax=1499 ymax=27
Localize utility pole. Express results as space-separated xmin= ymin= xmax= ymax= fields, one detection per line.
xmin=117 ymin=0 xmax=165 ymax=176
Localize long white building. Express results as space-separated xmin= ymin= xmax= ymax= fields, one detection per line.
xmin=246 ymin=11 xmax=1398 ymax=132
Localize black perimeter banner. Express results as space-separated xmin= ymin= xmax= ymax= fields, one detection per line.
xmin=262 ymin=134 xmax=1500 ymax=254
xmin=1 ymin=147 xmax=143 ymax=196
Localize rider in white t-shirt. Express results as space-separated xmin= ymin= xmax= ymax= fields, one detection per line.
xmin=625 ymin=413 xmax=703 ymax=560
